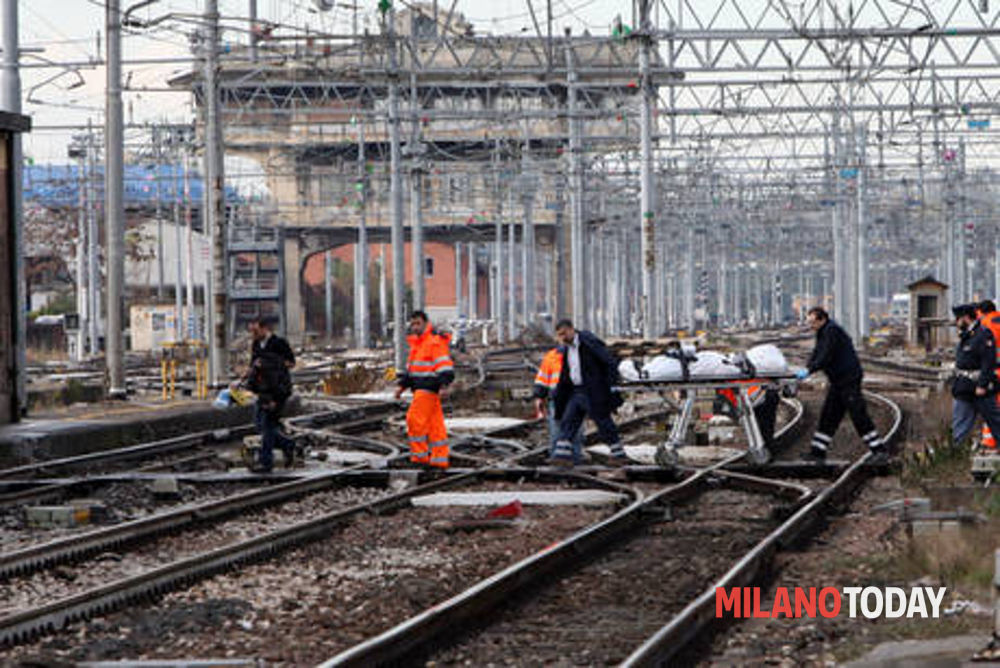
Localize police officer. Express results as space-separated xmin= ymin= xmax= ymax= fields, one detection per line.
xmin=798 ymin=307 xmax=887 ymax=462
xmin=951 ymin=303 xmax=1000 ymax=445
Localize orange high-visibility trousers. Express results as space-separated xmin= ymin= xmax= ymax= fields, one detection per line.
xmin=982 ymin=424 xmax=998 ymax=450
xmin=406 ymin=389 xmax=449 ymax=467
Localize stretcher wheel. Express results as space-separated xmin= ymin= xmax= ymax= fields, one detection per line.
xmin=654 ymin=443 xmax=679 ymax=468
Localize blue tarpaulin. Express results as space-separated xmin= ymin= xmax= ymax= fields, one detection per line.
xmin=23 ymin=163 xmax=241 ymax=208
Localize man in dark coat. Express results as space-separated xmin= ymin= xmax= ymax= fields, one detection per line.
xmin=234 ymin=316 xmax=297 ymax=472
xmin=799 ymin=307 xmax=886 ymax=462
xmin=550 ymin=319 xmax=627 ymax=466
xmin=951 ymin=303 xmax=1000 ymax=444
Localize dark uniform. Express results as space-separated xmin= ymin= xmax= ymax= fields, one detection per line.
xmin=806 ymin=319 xmax=884 ymax=458
xmin=247 ymin=333 xmax=296 ymax=471
xmin=951 ymin=314 xmax=1000 ymax=444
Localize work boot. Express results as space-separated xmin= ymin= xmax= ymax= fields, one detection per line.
xmin=248 ymin=463 xmax=274 ymax=474
xmin=282 ymin=444 xmax=296 ymax=469
xmin=803 ymin=446 xmax=827 ymax=463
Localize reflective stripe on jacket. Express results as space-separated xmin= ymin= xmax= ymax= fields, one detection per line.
xmin=400 ymin=324 xmax=454 ymax=393
xmin=533 ymin=348 xmax=563 ymax=399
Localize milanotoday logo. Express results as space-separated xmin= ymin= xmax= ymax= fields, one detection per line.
xmin=715 ymin=586 xmax=947 ymax=619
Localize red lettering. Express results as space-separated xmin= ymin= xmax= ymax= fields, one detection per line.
xmin=743 ymin=587 xmax=752 ymax=618
xmin=795 ymin=587 xmax=817 ymax=618
xmin=773 ymin=588 xmax=793 ymax=618
xmin=715 ymin=587 xmax=741 ymax=618
xmin=753 ymin=587 xmax=770 ymax=618
xmin=819 ymin=587 xmax=841 ymax=618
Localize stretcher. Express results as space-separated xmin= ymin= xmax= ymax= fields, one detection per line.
xmin=614 ymin=373 xmax=800 ymax=467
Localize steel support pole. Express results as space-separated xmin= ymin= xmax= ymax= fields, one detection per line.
xmin=565 ymin=35 xmax=585 ymax=328
xmin=87 ymin=123 xmax=99 ymax=356
xmin=639 ymin=1 xmax=656 ymax=338
xmin=378 ymin=244 xmax=387 ymax=341
xmin=154 ymin=132 xmax=164 ymax=302
xmin=387 ymin=11 xmax=405 ymax=368
xmin=507 ymin=195 xmax=516 ymax=340
xmin=1 ymin=0 xmax=24 ymax=414
xmin=325 ymin=250 xmax=333 ymax=341
xmin=454 ymin=242 xmax=463 ymax=318
xmin=522 ymin=191 xmax=535 ymax=327
xmin=105 ymin=0 xmax=126 ymax=397
xmin=248 ymin=0 xmax=258 ymax=62
xmin=493 ymin=141 xmax=504 ymax=342
xmin=409 ymin=73 xmax=424 ymax=313
xmin=467 ymin=242 xmax=477 ymax=319
xmin=857 ymin=126 xmax=869 ymax=339
xmin=204 ymin=0 xmax=227 ymax=385
xmin=75 ymin=150 xmax=88 ymax=360
xmin=173 ymin=152 xmax=183 ymax=342
xmin=994 ymin=239 xmax=1000 ymax=300
xmin=183 ymin=147 xmax=196 ymax=339
xmin=355 ymin=119 xmax=369 ymax=348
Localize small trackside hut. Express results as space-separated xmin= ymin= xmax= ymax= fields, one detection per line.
xmin=907 ymin=276 xmax=950 ymax=352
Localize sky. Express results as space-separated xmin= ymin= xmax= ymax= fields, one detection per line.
xmin=16 ymin=0 xmax=627 ymax=164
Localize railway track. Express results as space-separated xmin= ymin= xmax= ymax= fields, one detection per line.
xmin=319 ymin=392 xmax=901 ymax=667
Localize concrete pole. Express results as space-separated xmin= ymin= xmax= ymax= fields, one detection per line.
xmin=87 ymin=122 xmax=99 ymax=356
xmin=387 ymin=10 xmax=406 ymax=368
xmin=75 ymin=148 xmax=88 ymax=360
xmin=565 ymin=36 xmax=586 ymax=328
xmin=355 ymin=118 xmax=369 ymax=348
xmin=1 ymin=0 xmax=25 ymax=413
xmin=639 ymin=0 xmax=655 ymax=338
xmin=467 ymin=242 xmax=477 ymax=319
xmin=173 ymin=150 xmax=183 ymax=342
xmin=203 ymin=0 xmax=228 ymax=384
xmin=324 ymin=251 xmax=333 ymax=341
xmin=105 ymin=0 xmax=126 ymax=397
xmin=454 ymin=241 xmax=463 ymax=318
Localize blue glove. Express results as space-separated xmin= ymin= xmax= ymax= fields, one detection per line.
xmin=795 ymin=369 xmax=809 ymax=380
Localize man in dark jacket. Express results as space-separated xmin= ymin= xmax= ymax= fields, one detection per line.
xmin=234 ymin=316 xmax=297 ymax=473
xmin=551 ymin=319 xmax=627 ymax=466
xmin=951 ymin=303 xmax=1000 ymax=444
xmin=799 ymin=307 xmax=886 ymax=462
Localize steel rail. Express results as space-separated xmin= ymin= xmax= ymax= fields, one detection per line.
xmin=0 ymin=452 xmax=635 ymax=647
xmin=621 ymin=391 xmax=903 ymax=667
xmin=0 ymin=400 xmax=400 ymax=480
xmin=319 ymin=397 xmax=811 ymax=666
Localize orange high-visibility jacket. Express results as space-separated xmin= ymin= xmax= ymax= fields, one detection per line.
xmin=980 ymin=311 xmax=1000 ymax=364
xmin=533 ymin=348 xmax=563 ymax=399
xmin=717 ymin=381 xmax=765 ymax=410
xmin=400 ymin=324 xmax=454 ymax=393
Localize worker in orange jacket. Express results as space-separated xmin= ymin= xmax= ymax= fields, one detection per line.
xmin=975 ymin=300 xmax=1000 ymax=451
xmin=715 ymin=381 xmax=779 ymax=448
xmin=534 ymin=348 xmax=584 ymax=459
xmin=395 ymin=311 xmax=454 ymax=468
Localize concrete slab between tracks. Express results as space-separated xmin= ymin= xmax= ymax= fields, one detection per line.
xmin=0 ymin=402 xmax=258 ymax=467
xmin=842 ymin=633 xmax=989 ymax=668
xmin=411 ymin=490 xmax=627 ymax=507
